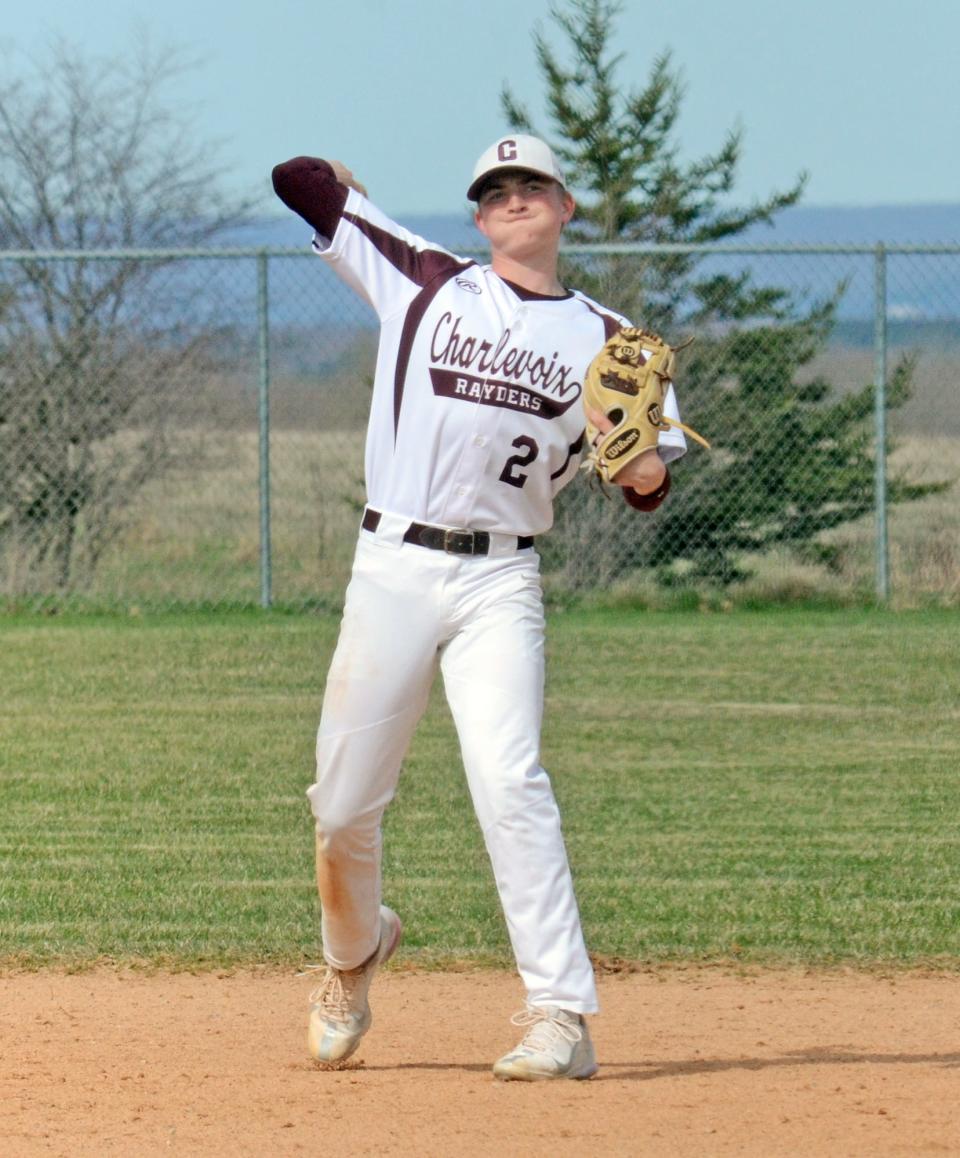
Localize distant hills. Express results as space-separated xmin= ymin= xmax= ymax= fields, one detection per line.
xmin=239 ymin=203 xmax=959 ymax=333
xmin=740 ymin=202 xmax=960 ymax=246
xmin=245 ymin=202 xmax=960 ymax=251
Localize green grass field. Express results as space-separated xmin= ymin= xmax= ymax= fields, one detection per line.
xmin=1 ymin=607 xmax=958 ymax=971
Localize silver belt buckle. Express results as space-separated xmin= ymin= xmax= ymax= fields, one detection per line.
xmin=443 ymin=528 xmax=475 ymax=554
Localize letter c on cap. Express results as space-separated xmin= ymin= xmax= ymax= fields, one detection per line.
xmin=497 ymin=140 xmax=518 ymax=162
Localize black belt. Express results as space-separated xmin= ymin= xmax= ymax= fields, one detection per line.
xmin=362 ymin=508 xmax=533 ymax=556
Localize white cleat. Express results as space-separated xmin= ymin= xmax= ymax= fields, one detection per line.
xmin=493 ymin=1004 xmax=598 ymax=1081
xmin=307 ymin=905 xmax=402 ymax=1065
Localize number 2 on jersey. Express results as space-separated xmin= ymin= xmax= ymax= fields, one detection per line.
xmin=499 ymin=436 xmax=539 ymax=488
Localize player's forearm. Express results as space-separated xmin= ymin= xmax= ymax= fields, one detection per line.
xmin=272 ymin=156 xmax=349 ymax=237
xmin=615 ymin=447 xmax=667 ymax=493
xmin=622 ymin=468 xmax=671 ymax=511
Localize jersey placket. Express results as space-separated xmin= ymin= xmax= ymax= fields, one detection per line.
xmin=439 ymin=399 xmax=502 ymax=528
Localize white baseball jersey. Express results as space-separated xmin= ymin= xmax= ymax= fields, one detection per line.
xmin=312 ymin=189 xmax=687 ymax=537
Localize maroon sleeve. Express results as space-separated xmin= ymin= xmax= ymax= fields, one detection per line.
xmin=622 ymin=468 xmax=671 ymax=512
xmin=271 ymin=156 xmax=349 ymax=239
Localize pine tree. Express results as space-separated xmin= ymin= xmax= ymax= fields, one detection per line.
xmin=503 ymin=0 xmax=941 ymax=589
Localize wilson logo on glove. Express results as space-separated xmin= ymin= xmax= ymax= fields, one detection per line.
xmin=604 ymin=429 xmax=640 ymax=460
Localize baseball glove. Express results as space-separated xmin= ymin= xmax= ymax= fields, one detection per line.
xmin=582 ymin=327 xmax=709 ymax=484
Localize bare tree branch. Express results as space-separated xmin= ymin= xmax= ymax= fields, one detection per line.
xmin=0 ymin=36 xmax=261 ymax=591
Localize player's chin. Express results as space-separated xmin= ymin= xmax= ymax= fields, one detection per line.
xmin=500 ymin=228 xmax=559 ymax=260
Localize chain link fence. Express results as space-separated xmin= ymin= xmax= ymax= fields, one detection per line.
xmin=1 ymin=244 xmax=957 ymax=612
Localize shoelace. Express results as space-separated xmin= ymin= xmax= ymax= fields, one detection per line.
xmin=510 ymin=1005 xmax=583 ymax=1051
xmin=300 ymin=963 xmax=363 ymax=1017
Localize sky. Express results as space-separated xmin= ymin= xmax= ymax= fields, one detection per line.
xmin=2 ymin=0 xmax=958 ymax=219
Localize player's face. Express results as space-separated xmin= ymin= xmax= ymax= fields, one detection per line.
xmin=473 ymin=171 xmax=574 ymax=262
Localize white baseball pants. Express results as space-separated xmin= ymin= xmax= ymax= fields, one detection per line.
xmin=307 ymin=512 xmax=598 ymax=1013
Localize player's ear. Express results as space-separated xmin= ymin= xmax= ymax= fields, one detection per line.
xmin=560 ymin=191 xmax=575 ymax=224
xmin=474 ymin=208 xmax=490 ymax=237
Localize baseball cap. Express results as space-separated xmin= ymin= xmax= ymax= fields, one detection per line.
xmin=467 ymin=134 xmax=566 ymax=201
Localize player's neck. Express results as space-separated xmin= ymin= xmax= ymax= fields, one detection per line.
xmin=489 ymin=251 xmax=565 ymax=297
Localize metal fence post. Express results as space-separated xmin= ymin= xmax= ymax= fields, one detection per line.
xmin=257 ymin=250 xmax=272 ymax=608
xmin=873 ymin=244 xmax=890 ymax=603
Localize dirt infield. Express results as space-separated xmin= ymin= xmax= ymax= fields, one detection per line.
xmin=2 ymin=967 xmax=958 ymax=1157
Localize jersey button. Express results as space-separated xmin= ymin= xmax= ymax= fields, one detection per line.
xmin=473 ymin=436 xmax=487 ymax=447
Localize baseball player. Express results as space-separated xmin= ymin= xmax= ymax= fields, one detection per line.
xmin=272 ymin=134 xmax=687 ymax=1081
